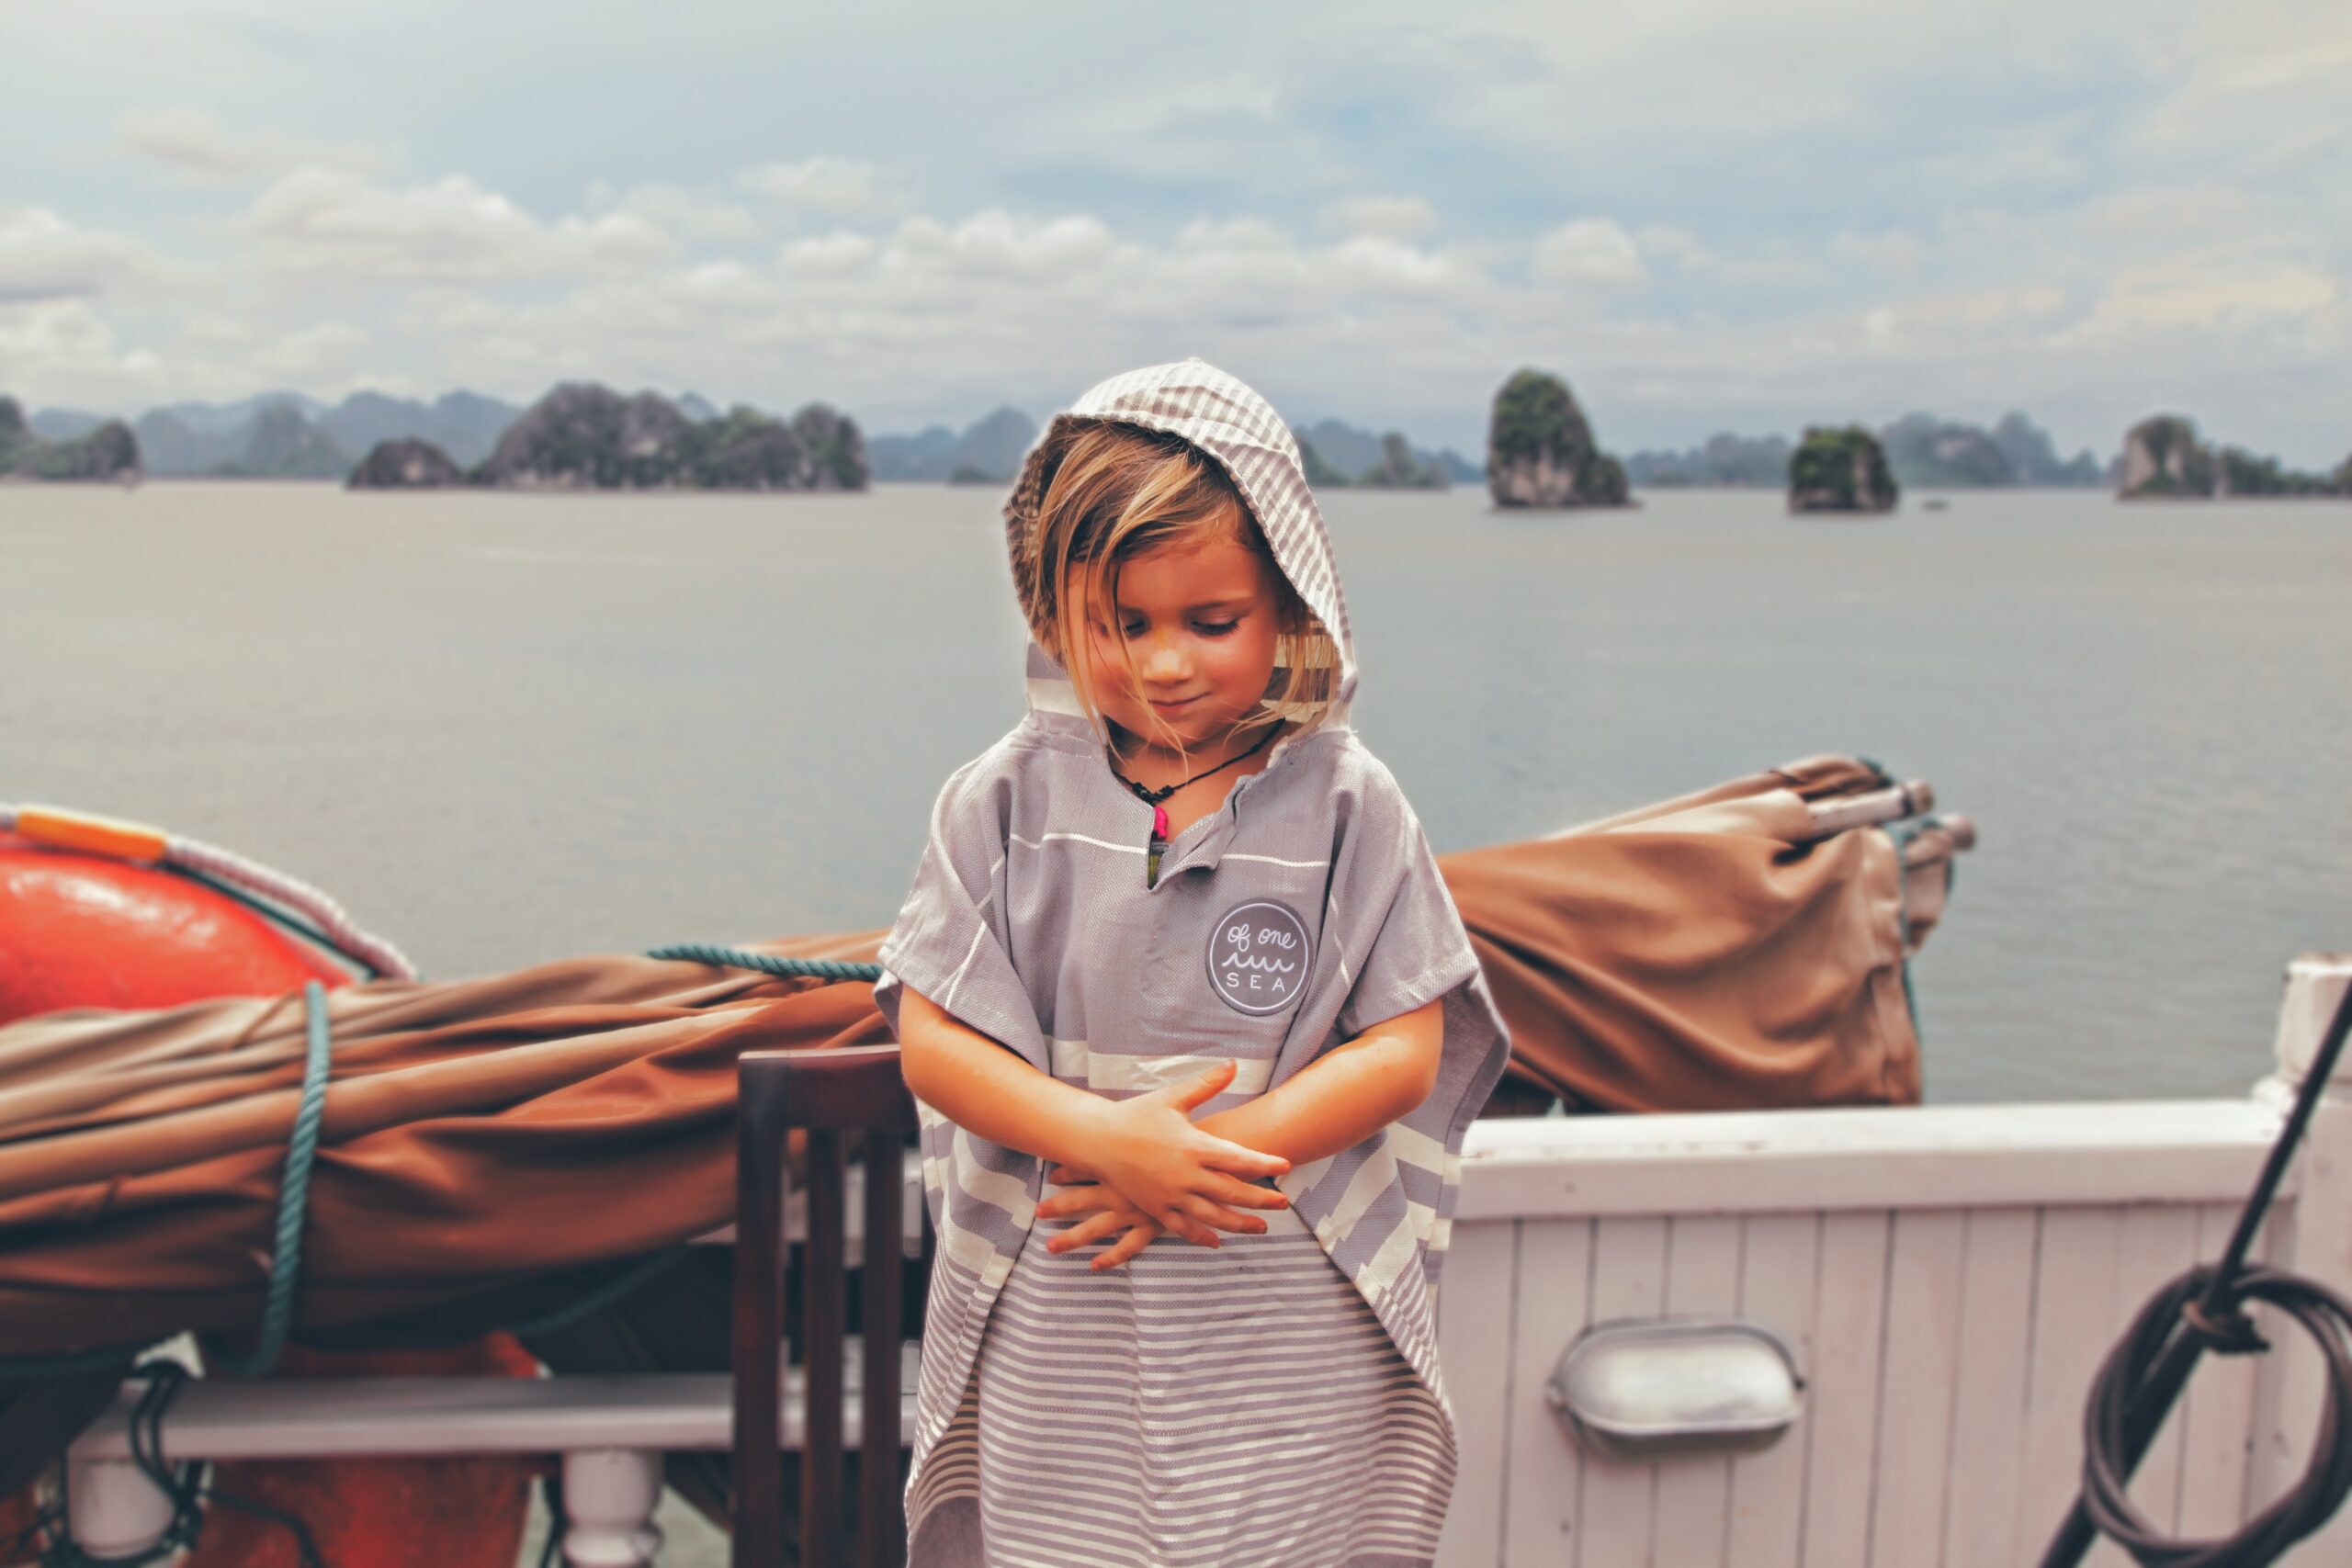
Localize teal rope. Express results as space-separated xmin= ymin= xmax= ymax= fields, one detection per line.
xmin=0 ymin=982 xmax=337 ymax=1382
xmin=210 ymin=980 xmax=334 ymax=1379
xmin=645 ymin=942 xmax=881 ymax=983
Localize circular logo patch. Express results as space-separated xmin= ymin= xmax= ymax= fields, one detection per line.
xmin=1206 ymin=899 xmax=1313 ymax=1016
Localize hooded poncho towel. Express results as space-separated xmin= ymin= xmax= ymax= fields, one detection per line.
xmin=872 ymin=359 xmax=1512 ymax=1566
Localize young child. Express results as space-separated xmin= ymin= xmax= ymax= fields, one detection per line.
xmin=871 ymin=358 xmax=1510 ymax=1567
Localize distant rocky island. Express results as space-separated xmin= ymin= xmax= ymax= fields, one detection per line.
xmin=869 ymin=406 xmax=1037 ymax=484
xmin=348 ymin=438 xmax=466 ymax=489
xmin=866 ymin=405 xmax=1477 ymax=491
xmin=29 ymin=389 xmax=526 ymax=479
xmin=1789 ymin=427 xmax=1900 ymax=513
xmin=1631 ymin=411 xmax=2106 ymax=491
xmin=2117 ymin=415 xmax=2349 ymax=500
xmin=1625 ymin=432 xmax=1793 ymax=489
xmin=350 ymin=384 xmax=869 ymax=492
xmin=0 ymin=398 xmax=139 ymax=483
xmin=1292 ymin=422 xmax=1469 ymax=490
xmin=1486 ymin=368 xmax=1630 ymax=508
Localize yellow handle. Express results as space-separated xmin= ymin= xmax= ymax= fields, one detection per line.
xmin=14 ymin=805 xmax=170 ymax=863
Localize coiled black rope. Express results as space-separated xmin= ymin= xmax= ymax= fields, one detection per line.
xmin=2042 ymin=976 xmax=2352 ymax=1566
xmin=2074 ymin=1264 xmax=2352 ymax=1565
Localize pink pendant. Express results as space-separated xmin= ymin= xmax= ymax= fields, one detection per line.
xmin=1152 ymin=804 xmax=1170 ymax=840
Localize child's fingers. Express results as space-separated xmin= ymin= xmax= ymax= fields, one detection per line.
xmin=1193 ymin=1135 xmax=1290 ymax=1179
xmin=1090 ymin=1223 xmax=1159 ymax=1272
xmin=1162 ymin=1059 xmax=1238 ymax=1113
xmin=1197 ymin=1174 xmax=1290 ymax=1210
xmin=1156 ymin=1207 xmax=1221 ymax=1247
xmin=1045 ymin=1209 xmax=1139 ymax=1254
xmin=1036 ymin=1185 xmax=1120 ymax=1221
xmin=1180 ymin=1195 xmax=1268 ymax=1235
xmin=1046 ymin=1164 xmax=1098 ymax=1187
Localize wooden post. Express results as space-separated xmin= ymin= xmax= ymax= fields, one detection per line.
xmin=732 ymin=1061 xmax=786 ymax=1566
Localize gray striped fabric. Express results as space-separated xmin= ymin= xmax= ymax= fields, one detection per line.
xmin=874 ymin=359 xmax=1510 ymax=1565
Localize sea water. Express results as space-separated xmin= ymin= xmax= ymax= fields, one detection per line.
xmin=5 ymin=479 xmax=2348 ymax=1104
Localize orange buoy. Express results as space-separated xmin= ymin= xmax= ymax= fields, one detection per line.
xmin=0 ymin=829 xmax=345 ymax=1021
xmin=0 ymin=826 xmax=540 ymax=1567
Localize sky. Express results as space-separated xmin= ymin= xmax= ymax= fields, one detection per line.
xmin=4 ymin=0 xmax=2348 ymax=465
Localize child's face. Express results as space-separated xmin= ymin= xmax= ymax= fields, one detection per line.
xmin=1069 ymin=525 xmax=1285 ymax=759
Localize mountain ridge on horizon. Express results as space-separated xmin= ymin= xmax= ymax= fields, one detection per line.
xmin=22 ymin=385 xmax=2186 ymax=492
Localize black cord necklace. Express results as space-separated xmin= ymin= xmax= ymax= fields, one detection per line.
xmin=1109 ymin=725 xmax=1278 ymax=807
xmin=1113 ymin=725 xmax=1279 ymax=886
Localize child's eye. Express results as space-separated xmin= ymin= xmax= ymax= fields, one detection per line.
xmin=1102 ymin=617 xmax=1238 ymax=637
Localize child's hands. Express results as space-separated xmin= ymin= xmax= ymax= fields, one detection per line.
xmin=1038 ymin=1184 xmax=1164 ymax=1271
xmin=1061 ymin=1060 xmax=1291 ymax=1248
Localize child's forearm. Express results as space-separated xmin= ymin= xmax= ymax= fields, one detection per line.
xmin=1193 ymin=997 xmax=1444 ymax=1168
xmin=896 ymin=989 xmax=1110 ymax=1169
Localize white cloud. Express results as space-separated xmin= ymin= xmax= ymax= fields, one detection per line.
xmin=779 ymin=231 xmax=879 ymax=277
xmin=115 ymin=109 xmax=391 ymax=184
xmin=1531 ymin=220 xmax=1647 ymax=290
xmin=1177 ymin=218 xmax=1292 ymax=254
xmin=1828 ymin=229 xmax=1925 ymax=272
xmin=1327 ymin=234 xmax=1464 ymax=293
xmin=0 ymin=209 xmax=158 ymax=303
xmin=0 ymin=301 xmax=166 ymax=404
xmin=1320 ymin=196 xmax=1438 ymax=240
xmin=1634 ymin=224 xmax=1824 ymax=288
xmin=239 ymin=168 xmax=673 ymax=286
xmin=2063 ymin=260 xmax=2338 ymax=338
xmin=586 ymin=181 xmax=764 ymax=243
xmin=881 ymin=210 xmax=1119 ymax=281
xmin=257 ymin=321 xmax=370 ymax=383
xmin=737 ymin=157 xmax=897 ymax=217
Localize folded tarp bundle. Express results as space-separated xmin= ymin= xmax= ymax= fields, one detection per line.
xmin=1452 ymin=752 xmax=1928 ymax=1114
xmin=0 ymin=754 xmax=1938 ymax=1367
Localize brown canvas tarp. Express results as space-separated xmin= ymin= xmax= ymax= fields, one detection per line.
xmin=1453 ymin=753 xmax=1924 ymax=1113
xmin=0 ymin=754 xmax=1936 ymax=1373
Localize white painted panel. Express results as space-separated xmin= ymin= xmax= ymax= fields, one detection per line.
xmin=1722 ymin=1213 xmax=1817 ymax=1568
xmin=1574 ymin=1216 xmax=1667 ymax=1568
xmin=1940 ymin=1207 xmax=2038 ymax=1568
xmin=2015 ymin=1205 xmax=2124 ymax=1563
xmin=1652 ymin=1214 xmax=1741 ymax=1567
xmin=2175 ymin=1200 xmax=2260 ymax=1539
xmin=1503 ymin=1217 xmax=1593 ymax=1566
xmin=1866 ymin=1208 xmax=1966 ymax=1564
xmin=1436 ymin=1218 xmax=1519 ymax=1568
xmin=1799 ymin=1211 xmax=1891 ymax=1568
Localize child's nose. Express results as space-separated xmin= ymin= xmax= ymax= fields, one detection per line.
xmin=1139 ymin=638 xmax=1189 ymax=681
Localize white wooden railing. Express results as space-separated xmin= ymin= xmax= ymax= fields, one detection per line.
xmin=1435 ymin=953 xmax=2352 ymax=1568
xmin=63 ymin=955 xmax=2352 ymax=1567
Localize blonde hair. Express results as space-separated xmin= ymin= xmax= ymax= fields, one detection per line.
xmin=1011 ymin=420 xmax=1340 ymax=764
